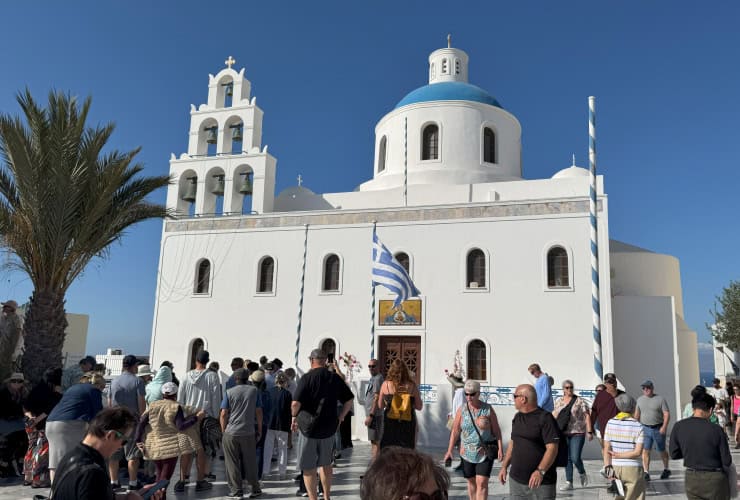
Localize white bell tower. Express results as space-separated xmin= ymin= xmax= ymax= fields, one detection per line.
xmin=167 ymin=56 xmax=277 ymax=216
xmin=428 ymin=35 xmax=469 ymax=84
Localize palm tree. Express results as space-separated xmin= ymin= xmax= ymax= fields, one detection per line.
xmin=0 ymin=89 xmax=170 ymax=383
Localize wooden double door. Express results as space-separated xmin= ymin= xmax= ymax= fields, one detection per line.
xmin=379 ymin=335 xmax=421 ymax=385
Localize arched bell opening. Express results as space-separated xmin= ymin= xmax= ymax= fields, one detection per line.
xmin=217 ymin=76 xmax=234 ymax=109
xmin=224 ymin=115 xmax=244 ymax=155
xmin=230 ymin=164 xmax=254 ymax=214
xmin=196 ymin=117 xmax=219 ymax=157
xmin=204 ymin=166 xmax=226 ymax=216
xmin=177 ymin=170 xmax=198 ymax=217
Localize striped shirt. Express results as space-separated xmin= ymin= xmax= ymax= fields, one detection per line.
xmin=603 ymin=416 xmax=644 ymax=467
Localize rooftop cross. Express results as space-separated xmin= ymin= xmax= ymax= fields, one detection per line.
xmin=572 ymin=154 xmax=576 ymax=166
xmin=447 ymin=34 xmax=451 ymax=48
xmin=297 ymin=174 xmax=303 ymax=187
xmin=225 ymin=56 xmax=236 ymax=69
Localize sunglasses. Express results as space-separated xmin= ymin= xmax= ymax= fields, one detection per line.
xmin=403 ymin=490 xmax=447 ymax=500
xmin=563 ymin=386 xmax=573 ymax=389
xmin=9 ymin=379 xmax=24 ymax=383
xmin=110 ymin=430 xmax=128 ymax=446
xmin=368 ymin=365 xmax=377 ymax=368
xmin=513 ymin=394 xmax=526 ymax=399
xmin=465 ymin=392 xmax=478 ymax=397
xmin=596 ymin=388 xmax=604 ymax=392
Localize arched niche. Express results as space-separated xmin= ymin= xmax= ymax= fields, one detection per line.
xmin=195 ymin=117 xmax=219 ymax=157
xmin=223 ymin=115 xmax=244 ymax=155
xmin=230 ymin=164 xmax=255 ymax=215
xmin=216 ymin=75 xmax=234 ymax=109
xmin=177 ymin=169 xmax=198 ymax=216
xmin=203 ymin=166 xmax=226 ymax=216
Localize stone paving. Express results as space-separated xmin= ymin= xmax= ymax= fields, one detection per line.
xmin=0 ymin=441 xmax=733 ymax=499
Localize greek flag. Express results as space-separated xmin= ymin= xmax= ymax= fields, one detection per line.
xmin=372 ymin=232 xmax=420 ymax=306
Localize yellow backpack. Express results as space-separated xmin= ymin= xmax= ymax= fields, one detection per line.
xmin=387 ymin=384 xmax=413 ymax=422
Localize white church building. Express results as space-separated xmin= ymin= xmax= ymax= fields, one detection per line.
xmin=150 ymin=44 xmax=699 ymax=446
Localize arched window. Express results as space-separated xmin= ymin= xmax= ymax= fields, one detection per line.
xmin=422 ymin=124 xmax=439 ymax=160
xmin=394 ymin=252 xmax=410 ymax=273
xmin=430 ymin=63 xmax=436 ymax=80
xmin=189 ymin=338 xmax=204 ymax=370
xmin=547 ymin=246 xmax=569 ymax=288
xmin=467 ymin=339 xmax=487 ymax=380
xmin=466 ymin=249 xmax=486 ymax=288
xmin=323 ymin=254 xmax=340 ymax=291
xmin=194 ymin=259 xmax=211 ymax=294
xmin=257 ymin=256 xmax=275 ymax=293
xmin=483 ymin=127 xmax=496 ymax=163
xmin=378 ymin=136 xmax=387 ymax=173
xmin=320 ymin=338 xmax=336 ymax=360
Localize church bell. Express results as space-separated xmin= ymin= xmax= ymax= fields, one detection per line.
xmin=231 ymin=124 xmax=243 ymax=142
xmin=205 ymin=127 xmax=218 ymax=144
xmin=181 ymin=177 xmax=197 ymax=202
xmin=239 ymin=172 xmax=253 ymax=195
xmin=211 ymin=174 xmax=225 ymax=196
xmin=225 ymin=82 xmax=233 ymax=97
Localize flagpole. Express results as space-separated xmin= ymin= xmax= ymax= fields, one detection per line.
xmin=589 ymin=96 xmax=603 ymax=381
xmin=370 ymin=221 xmax=377 ymax=359
xmin=295 ymin=224 xmax=309 ymax=369
xmin=403 ymin=117 xmax=408 ymax=207
xmin=369 ymin=221 xmax=378 ymax=359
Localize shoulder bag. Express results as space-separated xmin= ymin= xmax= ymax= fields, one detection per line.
xmin=556 ymin=395 xmax=577 ymax=432
xmin=296 ymin=397 xmax=325 ymax=435
xmin=466 ymin=403 xmax=498 ymax=461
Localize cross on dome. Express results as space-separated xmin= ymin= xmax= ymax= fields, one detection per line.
xmin=297 ymin=174 xmax=303 ymax=187
xmin=225 ymin=56 xmax=236 ymax=69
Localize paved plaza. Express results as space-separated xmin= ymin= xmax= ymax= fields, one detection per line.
xmin=1 ymin=439 xmax=732 ymax=499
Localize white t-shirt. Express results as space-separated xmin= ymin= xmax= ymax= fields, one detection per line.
xmin=708 ymin=387 xmax=729 ymax=403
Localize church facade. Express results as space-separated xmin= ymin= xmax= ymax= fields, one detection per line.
xmin=150 ymin=45 xmax=699 ymax=446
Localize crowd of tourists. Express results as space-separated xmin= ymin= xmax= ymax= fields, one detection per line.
xmin=1 ymin=338 xmax=739 ymax=499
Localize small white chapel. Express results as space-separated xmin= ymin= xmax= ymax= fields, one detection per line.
xmin=149 ymin=43 xmax=699 ymax=447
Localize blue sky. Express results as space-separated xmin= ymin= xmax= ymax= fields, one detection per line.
xmin=1 ymin=2 xmax=738 ymax=367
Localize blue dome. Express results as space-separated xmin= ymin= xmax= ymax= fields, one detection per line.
xmin=395 ymin=81 xmax=502 ymax=109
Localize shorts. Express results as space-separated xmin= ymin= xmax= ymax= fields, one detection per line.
xmin=111 ymin=428 xmax=141 ymax=462
xmin=642 ymin=425 xmax=666 ymax=451
xmin=462 ymin=457 xmax=494 ymax=478
xmin=367 ymin=414 xmax=382 ymax=442
xmin=297 ymin=433 xmax=334 ymax=471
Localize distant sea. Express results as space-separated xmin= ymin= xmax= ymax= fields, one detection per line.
xmin=700 ymin=370 xmax=715 ymax=386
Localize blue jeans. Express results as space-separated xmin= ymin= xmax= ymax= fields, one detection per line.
xmin=565 ymin=434 xmax=586 ymax=482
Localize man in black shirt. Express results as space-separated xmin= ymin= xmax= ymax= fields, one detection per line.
xmin=498 ymin=384 xmax=559 ymax=499
xmin=291 ymin=349 xmax=354 ymax=500
xmin=670 ymin=393 xmax=732 ymax=500
xmin=52 ymin=407 xmax=164 ymax=500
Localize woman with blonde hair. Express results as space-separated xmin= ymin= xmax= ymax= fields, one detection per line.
xmin=377 ymin=358 xmax=423 ymax=449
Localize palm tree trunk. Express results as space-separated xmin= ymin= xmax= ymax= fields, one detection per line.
xmin=20 ymin=289 xmax=68 ymax=384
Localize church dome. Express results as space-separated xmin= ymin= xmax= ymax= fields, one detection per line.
xmin=552 ymin=165 xmax=589 ymax=179
xmin=395 ymin=82 xmax=501 ymax=109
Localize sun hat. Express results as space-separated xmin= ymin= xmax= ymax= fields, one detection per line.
xmin=250 ymin=370 xmax=265 ymax=384
xmin=161 ymin=382 xmax=178 ymax=396
xmin=137 ymin=365 xmax=154 ymax=377
xmin=1 ymin=300 xmax=18 ymax=311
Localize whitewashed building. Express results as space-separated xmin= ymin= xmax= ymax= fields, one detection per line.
xmin=149 ymin=44 xmax=699 ymax=447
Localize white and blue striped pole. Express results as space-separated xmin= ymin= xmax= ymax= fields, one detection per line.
xmin=589 ymin=96 xmax=603 ymax=380
xmin=370 ymin=221 xmax=377 ymax=359
xmin=403 ymin=117 xmax=408 ymax=207
xmin=295 ymin=224 xmax=309 ymax=369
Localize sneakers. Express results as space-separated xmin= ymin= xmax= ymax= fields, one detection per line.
xmin=660 ymin=469 xmax=671 ymax=480
xmin=296 ymin=489 xmax=308 ymax=497
xmin=644 ymin=472 xmax=651 ymax=482
xmin=580 ymin=473 xmax=589 ymax=487
xmin=195 ymin=479 xmax=213 ymax=491
xmin=205 ymin=473 xmax=217 ymax=482
xmin=559 ymin=481 xmax=573 ymax=491
xmin=110 ymin=482 xmax=122 ymax=491
xmin=127 ymin=483 xmax=140 ymax=491
xmin=249 ymin=489 xmax=263 ymax=498
xmin=226 ymin=493 xmax=243 ymax=499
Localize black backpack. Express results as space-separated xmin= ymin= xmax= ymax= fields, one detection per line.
xmin=540 ymin=408 xmax=569 ymax=468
